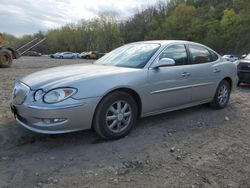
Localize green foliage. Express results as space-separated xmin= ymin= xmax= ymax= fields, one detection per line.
xmin=3 ymin=0 xmax=250 ymax=55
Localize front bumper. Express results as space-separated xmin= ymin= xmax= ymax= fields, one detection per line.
xmin=10 ymin=97 xmax=100 ymax=134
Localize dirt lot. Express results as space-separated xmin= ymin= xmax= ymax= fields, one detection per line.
xmin=0 ymin=57 xmax=250 ymax=188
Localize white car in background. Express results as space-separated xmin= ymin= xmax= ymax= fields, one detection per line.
xmin=222 ymin=55 xmax=239 ymax=62
xmin=61 ymin=52 xmax=77 ymax=59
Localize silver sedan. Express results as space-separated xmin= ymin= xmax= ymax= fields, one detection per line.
xmin=11 ymin=40 xmax=238 ymax=139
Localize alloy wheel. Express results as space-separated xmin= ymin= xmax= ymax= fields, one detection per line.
xmin=106 ymin=100 xmax=132 ymax=133
xmin=217 ymin=84 xmax=229 ymax=106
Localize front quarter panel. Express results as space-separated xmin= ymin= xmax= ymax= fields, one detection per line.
xmin=71 ymin=69 xmax=148 ymax=100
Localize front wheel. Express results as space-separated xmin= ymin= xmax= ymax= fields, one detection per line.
xmin=93 ymin=91 xmax=138 ymax=140
xmin=210 ymin=80 xmax=231 ymax=109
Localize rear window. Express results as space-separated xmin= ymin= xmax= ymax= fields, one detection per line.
xmin=188 ymin=44 xmax=213 ymax=64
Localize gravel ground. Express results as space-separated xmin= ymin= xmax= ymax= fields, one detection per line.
xmin=0 ymin=57 xmax=250 ymax=188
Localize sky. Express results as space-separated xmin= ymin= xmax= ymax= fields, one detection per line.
xmin=0 ymin=0 xmax=159 ymax=37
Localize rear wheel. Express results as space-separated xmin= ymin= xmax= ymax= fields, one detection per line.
xmin=0 ymin=49 xmax=13 ymax=68
xmin=210 ymin=80 xmax=231 ymax=109
xmin=93 ymin=91 xmax=138 ymax=140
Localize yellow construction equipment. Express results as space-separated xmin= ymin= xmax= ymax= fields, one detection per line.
xmin=0 ymin=33 xmax=3 ymax=47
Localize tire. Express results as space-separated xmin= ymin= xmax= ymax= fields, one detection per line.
xmin=210 ymin=80 xmax=231 ymax=109
xmin=0 ymin=49 xmax=13 ymax=68
xmin=93 ymin=91 xmax=138 ymax=140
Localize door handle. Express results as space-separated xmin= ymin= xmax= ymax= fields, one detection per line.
xmin=213 ymin=68 xmax=221 ymax=73
xmin=181 ymin=72 xmax=191 ymax=77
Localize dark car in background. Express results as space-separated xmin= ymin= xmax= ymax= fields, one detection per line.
xmin=23 ymin=51 xmax=42 ymax=56
xmin=237 ymin=53 xmax=250 ymax=85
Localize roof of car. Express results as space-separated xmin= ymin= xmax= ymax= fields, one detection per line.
xmin=131 ymin=40 xmax=220 ymax=55
xmin=132 ymin=40 xmax=198 ymax=45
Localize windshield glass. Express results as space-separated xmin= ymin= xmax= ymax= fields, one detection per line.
xmin=245 ymin=54 xmax=250 ymax=60
xmin=94 ymin=43 xmax=160 ymax=68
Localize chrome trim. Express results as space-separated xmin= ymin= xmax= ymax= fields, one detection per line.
xmin=142 ymin=98 xmax=212 ymax=117
xmin=151 ymin=82 xmax=213 ymax=94
xmin=28 ymin=102 xmax=87 ymax=110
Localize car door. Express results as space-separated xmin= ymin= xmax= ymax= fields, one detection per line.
xmin=186 ymin=44 xmax=221 ymax=103
xmin=146 ymin=44 xmax=193 ymax=113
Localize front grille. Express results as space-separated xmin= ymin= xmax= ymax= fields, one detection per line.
xmin=238 ymin=62 xmax=250 ymax=71
xmin=12 ymin=82 xmax=30 ymax=105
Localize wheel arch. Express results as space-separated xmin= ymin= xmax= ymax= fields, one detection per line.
xmin=222 ymin=77 xmax=232 ymax=89
xmin=92 ymin=87 xmax=142 ymax=126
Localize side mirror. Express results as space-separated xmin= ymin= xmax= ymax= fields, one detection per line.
xmin=241 ymin=54 xmax=246 ymax=59
xmin=152 ymin=58 xmax=175 ymax=69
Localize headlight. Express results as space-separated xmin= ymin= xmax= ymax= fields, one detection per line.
xmin=34 ymin=89 xmax=44 ymax=101
xmin=43 ymin=88 xmax=77 ymax=104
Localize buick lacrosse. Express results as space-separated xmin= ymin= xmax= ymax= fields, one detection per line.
xmin=11 ymin=41 xmax=238 ymax=139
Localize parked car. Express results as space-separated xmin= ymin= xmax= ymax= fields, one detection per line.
xmin=74 ymin=52 xmax=80 ymax=58
xmin=222 ymin=55 xmax=239 ymax=62
xmin=236 ymin=53 xmax=250 ymax=85
xmin=58 ymin=52 xmax=77 ymax=59
xmin=11 ymin=40 xmax=237 ymax=140
xmin=78 ymin=51 xmax=88 ymax=58
xmin=23 ymin=51 xmax=42 ymax=56
xmin=81 ymin=51 xmax=105 ymax=59
xmin=80 ymin=51 xmax=98 ymax=59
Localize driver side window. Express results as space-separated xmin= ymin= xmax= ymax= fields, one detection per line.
xmin=159 ymin=44 xmax=188 ymax=66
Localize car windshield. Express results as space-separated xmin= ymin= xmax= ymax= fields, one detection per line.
xmin=94 ymin=43 xmax=160 ymax=68
xmin=245 ymin=54 xmax=250 ymax=60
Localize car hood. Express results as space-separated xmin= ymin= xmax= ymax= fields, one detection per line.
xmin=21 ymin=64 xmax=139 ymax=90
xmin=239 ymin=59 xmax=250 ymax=63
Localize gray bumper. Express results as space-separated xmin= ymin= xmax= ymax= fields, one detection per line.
xmin=11 ymin=97 xmax=100 ymax=134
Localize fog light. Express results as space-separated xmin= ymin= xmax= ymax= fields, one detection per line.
xmin=42 ymin=118 xmax=66 ymax=124
xmin=53 ymin=118 xmax=65 ymax=122
xmin=42 ymin=119 xmax=51 ymax=124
